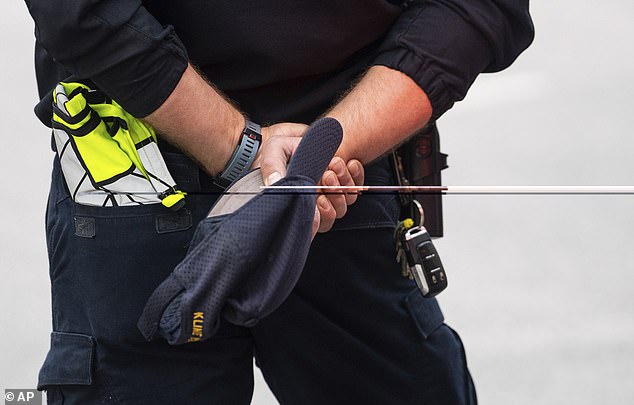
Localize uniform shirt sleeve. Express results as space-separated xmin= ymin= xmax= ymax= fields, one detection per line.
xmin=25 ymin=0 xmax=188 ymax=117
xmin=374 ymin=0 xmax=535 ymax=120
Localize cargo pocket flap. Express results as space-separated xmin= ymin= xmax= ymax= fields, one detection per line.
xmin=38 ymin=332 xmax=95 ymax=390
xmin=404 ymin=289 xmax=445 ymax=339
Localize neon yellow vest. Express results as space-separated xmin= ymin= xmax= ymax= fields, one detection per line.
xmin=52 ymin=82 xmax=185 ymax=209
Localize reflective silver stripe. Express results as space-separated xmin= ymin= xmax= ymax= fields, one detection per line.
xmin=53 ymin=128 xmax=162 ymax=206
xmin=136 ymin=141 xmax=179 ymax=195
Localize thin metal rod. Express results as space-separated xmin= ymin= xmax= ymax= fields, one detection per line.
xmin=261 ymin=185 xmax=634 ymax=195
xmin=88 ymin=186 xmax=634 ymax=196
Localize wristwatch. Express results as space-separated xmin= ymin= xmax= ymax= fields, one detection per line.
xmin=214 ymin=120 xmax=262 ymax=189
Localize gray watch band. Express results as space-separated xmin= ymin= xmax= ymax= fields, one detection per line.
xmin=215 ymin=121 xmax=262 ymax=189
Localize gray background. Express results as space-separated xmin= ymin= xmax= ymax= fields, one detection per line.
xmin=1 ymin=1 xmax=632 ymax=404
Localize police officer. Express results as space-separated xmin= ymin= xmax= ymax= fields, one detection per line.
xmin=26 ymin=0 xmax=534 ymax=403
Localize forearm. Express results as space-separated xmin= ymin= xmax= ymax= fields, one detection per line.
xmin=144 ymin=64 xmax=244 ymax=176
xmin=326 ymin=65 xmax=432 ymax=164
xmin=28 ymin=1 xmax=244 ymax=176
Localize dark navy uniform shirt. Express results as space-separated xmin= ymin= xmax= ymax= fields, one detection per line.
xmin=26 ymin=0 xmax=534 ymax=229
xmin=26 ymin=0 xmax=533 ymax=122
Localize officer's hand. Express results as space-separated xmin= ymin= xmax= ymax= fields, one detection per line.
xmin=254 ymin=122 xmax=307 ymax=185
xmin=255 ymin=123 xmax=364 ymax=238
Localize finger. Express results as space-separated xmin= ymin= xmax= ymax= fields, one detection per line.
xmin=328 ymin=157 xmax=356 ymax=205
xmin=348 ymin=159 xmax=364 ymax=186
xmin=346 ymin=159 xmax=364 ymax=204
xmin=323 ymin=170 xmax=347 ymax=219
xmin=316 ymin=194 xmax=336 ymax=233
xmin=260 ymin=136 xmax=302 ymax=186
xmin=311 ymin=207 xmax=320 ymax=240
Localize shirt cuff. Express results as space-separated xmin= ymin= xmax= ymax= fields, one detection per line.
xmin=88 ymin=28 xmax=189 ymax=118
xmin=373 ymin=48 xmax=452 ymax=121
xmin=372 ymin=2 xmax=493 ymax=120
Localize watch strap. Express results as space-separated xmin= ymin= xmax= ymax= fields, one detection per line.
xmin=214 ymin=121 xmax=262 ymax=189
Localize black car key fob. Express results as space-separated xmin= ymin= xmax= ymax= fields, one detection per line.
xmin=401 ymin=225 xmax=448 ymax=298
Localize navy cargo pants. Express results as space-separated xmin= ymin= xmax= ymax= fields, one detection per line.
xmin=38 ymin=153 xmax=476 ymax=404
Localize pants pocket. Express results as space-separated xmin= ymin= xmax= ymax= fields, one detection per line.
xmin=38 ymin=332 xmax=118 ymax=404
xmin=403 ymin=291 xmax=478 ymax=404
xmin=403 ymin=288 xmax=444 ymax=339
xmin=38 ymin=332 xmax=94 ymax=389
xmin=37 ymin=332 xmax=115 ymax=404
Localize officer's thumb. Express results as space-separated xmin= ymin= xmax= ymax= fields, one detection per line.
xmin=259 ymin=135 xmax=302 ymax=186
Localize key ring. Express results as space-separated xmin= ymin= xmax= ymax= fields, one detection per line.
xmin=412 ymin=199 xmax=425 ymax=228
